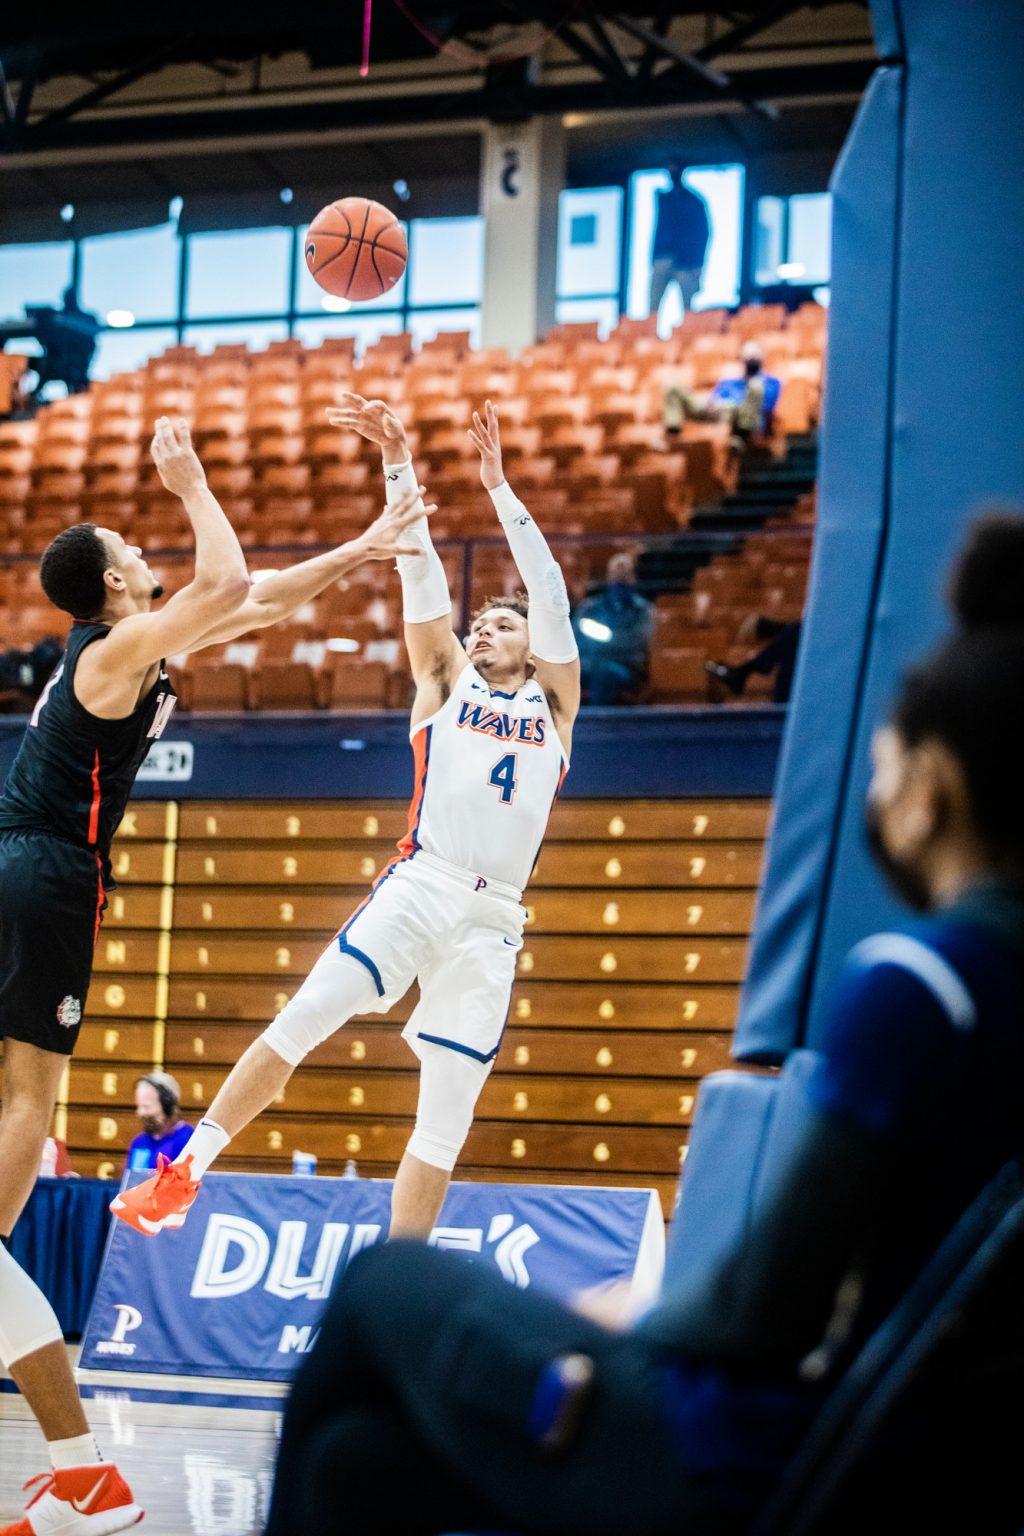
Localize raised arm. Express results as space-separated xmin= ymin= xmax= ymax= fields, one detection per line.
xmin=468 ymin=401 xmax=581 ymax=742
xmin=82 ymin=420 xmax=250 ymax=696
xmin=184 ymin=487 xmax=434 ymax=652
xmin=326 ymin=395 xmax=469 ymax=722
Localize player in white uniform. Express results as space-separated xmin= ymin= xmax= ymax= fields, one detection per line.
xmin=114 ymin=398 xmax=581 ymax=1240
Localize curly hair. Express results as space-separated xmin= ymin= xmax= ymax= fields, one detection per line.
xmin=470 ymin=592 xmax=529 ymax=626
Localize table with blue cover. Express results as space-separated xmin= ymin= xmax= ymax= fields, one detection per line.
xmin=7 ymin=1177 xmax=112 ymax=1338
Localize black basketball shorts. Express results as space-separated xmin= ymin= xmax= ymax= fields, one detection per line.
xmin=0 ymin=830 xmax=108 ymax=1056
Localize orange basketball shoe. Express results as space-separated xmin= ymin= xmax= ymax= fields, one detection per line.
xmin=109 ymin=1153 xmax=200 ymax=1236
xmin=1 ymin=1465 xmax=143 ymax=1534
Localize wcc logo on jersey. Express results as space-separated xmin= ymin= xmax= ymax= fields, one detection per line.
xmin=456 ymin=701 xmax=546 ymax=746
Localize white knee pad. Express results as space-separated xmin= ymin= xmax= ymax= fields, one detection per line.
xmin=262 ymin=944 xmax=380 ymax=1067
xmin=406 ymin=1042 xmax=489 ymax=1173
xmin=0 ymin=1244 xmax=63 ymax=1368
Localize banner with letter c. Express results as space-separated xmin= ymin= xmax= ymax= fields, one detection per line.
xmin=81 ymin=1173 xmax=664 ymax=1383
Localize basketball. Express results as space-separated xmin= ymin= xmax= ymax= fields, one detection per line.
xmin=304 ymin=197 xmax=408 ymax=301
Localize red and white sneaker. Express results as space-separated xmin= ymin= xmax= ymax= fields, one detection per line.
xmin=109 ymin=1153 xmax=200 ymax=1236
xmin=1 ymin=1465 xmax=143 ymax=1535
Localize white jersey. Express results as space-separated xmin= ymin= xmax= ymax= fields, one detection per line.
xmin=396 ymin=664 xmax=568 ymax=895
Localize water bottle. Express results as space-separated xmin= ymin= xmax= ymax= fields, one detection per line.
xmin=292 ymin=1150 xmax=317 ymax=1176
xmin=343 ymin=1159 xmax=359 ymax=1180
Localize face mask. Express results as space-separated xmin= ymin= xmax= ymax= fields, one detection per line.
xmin=140 ymin=1114 xmax=165 ymax=1137
xmin=150 ymin=583 xmax=165 ymax=600
xmin=744 ymin=358 xmax=761 ymax=378
xmin=864 ymin=799 xmax=933 ymax=913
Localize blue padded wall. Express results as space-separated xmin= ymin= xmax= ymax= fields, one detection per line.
xmin=734 ymin=0 xmax=1024 ymax=1062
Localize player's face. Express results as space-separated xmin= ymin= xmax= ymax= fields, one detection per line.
xmin=134 ymin=1081 xmax=167 ymax=1136
xmin=468 ymin=608 xmax=531 ymax=682
xmin=96 ymin=528 xmax=163 ymax=608
xmin=865 ymin=727 xmax=936 ymax=911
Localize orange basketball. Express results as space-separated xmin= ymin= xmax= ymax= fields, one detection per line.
xmin=304 ymin=197 xmax=408 ymax=301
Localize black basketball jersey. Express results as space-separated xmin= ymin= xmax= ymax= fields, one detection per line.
xmin=0 ymin=621 xmax=176 ymax=863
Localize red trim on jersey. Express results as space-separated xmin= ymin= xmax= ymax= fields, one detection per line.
xmin=87 ymin=750 xmax=102 ymax=846
xmin=94 ymin=855 xmax=105 ymax=945
xmin=397 ymin=724 xmax=431 ymax=859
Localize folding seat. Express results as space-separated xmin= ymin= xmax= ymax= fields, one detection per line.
xmin=38 ymin=413 xmax=91 ymax=448
xmin=361 ymin=334 xmax=414 ymax=371
xmin=305 ymin=426 xmax=363 ymax=464
xmin=248 ymin=365 xmax=301 ymax=397
xmin=647 ymin=646 xmax=709 ymax=703
xmin=0 ymin=419 xmax=37 ymax=451
xmin=460 ymin=367 xmax=514 ymax=400
xmin=505 ymin=456 xmax=556 ymax=489
xmin=420 ymin=428 xmax=475 ymax=470
xmin=248 ymin=392 xmax=301 ymax=428
xmin=257 ymin=461 xmax=311 ymax=499
xmin=351 ymin=373 xmax=405 ymax=403
xmin=406 ymin=371 xmax=460 ymax=401
xmin=198 ymin=360 xmax=250 ymax=388
xmin=250 ymin=660 xmax=324 ymax=711
xmin=262 ymin=338 xmax=304 ymax=359
xmin=300 ymin=379 xmax=352 ymax=418
xmin=607 ymin=422 xmax=670 ymax=464
xmin=418 ymin=330 xmax=472 ymax=358
xmin=531 ymin=396 xmax=590 ymax=433
xmin=89 ymin=412 xmax=143 ymax=447
xmin=589 ymin=392 xmax=641 ymax=435
xmin=207 ymin=344 xmax=252 ymax=363
xmin=556 ymin=455 xmax=620 ymax=496
xmin=141 ymin=386 xmax=195 ymax=419
xmin=572 ymin=488 xmax=637 ymax=535
xmin=585 ymin=364 xmax=639 ymax=394
xmin=518 ymin=368 xmax=577 ymax=399
xmin=323 ymin=656 xmax=390 ymax=711
xmin=414 ymin=400 xmax=467 ymax=436
xmin=546 ymin=423 xmax=605 ymax=469
xmin=250 ymin=431 xmax=304 ymax=466
xmin=194 ymin=384 xmax=247 ymax=413
xmin=188 ymin=663 xmax=250 ymax=712
xmin=200 ymin=432 xmax=249 ymax=467
xmin=310 ymin=336 xmax=357 ymax=364
xmin=155 ymin=346 xmax=200 ymax=366
xmin=612 ymin=316 xmax=659 ymax=342
xmin=495 ymin=425 xmax=542 ymax=462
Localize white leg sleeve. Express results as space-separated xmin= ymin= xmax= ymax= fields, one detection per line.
xmin=406 ymin=1042 xmax=488 ymax=1173
xmin=487 ymin=481 xmax=579 ymax=664
xmin=0 ymin=1243 xmax=63 ymax=1368
xmin=384 ymin=458 xmax=452 ymax=624
xmin=262 ymin=944 xmax=381 ymax=1067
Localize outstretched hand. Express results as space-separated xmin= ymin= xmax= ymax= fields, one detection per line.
xmin=151 ymin=416 xmax=207 ymax=497
xmin=349 ymin=485 xmax=437 ymax=564
xmin=326 ymin=394 xmax=406 ymax=452
xmin=468 ymin=399 xmax=505 ymax=491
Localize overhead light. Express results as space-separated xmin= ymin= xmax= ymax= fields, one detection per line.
xmin=60 ymin=204 xmax=75 ymax=223
xmin=579 ymin=617 xmax=613 ymax=643
xmin=777 ymin=261 xmax=807 ymax=280
xmin=280 ymin=187 xmax=294 ymax=205
xmin=326 ymin=637 xmax=360 ymax=652
xmin=106 ymin=309 xmax=135 ymax=328
xmin=392 ymin=179 xmax=411 ymax=203
xmin=321 ymin=295 xmax=352 ymax=313
xmin=168 ymin=196 xmax=184 ymax=221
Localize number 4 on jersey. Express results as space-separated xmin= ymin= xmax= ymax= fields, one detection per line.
xmin=488 ymin=752 xmax=519 ymax=806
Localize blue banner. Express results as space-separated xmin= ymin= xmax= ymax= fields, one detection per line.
xmin=81 ymin=1173 xmax=664 ymax=1383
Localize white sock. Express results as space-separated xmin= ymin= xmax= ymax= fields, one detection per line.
xmin=49 ymin=1432 xmax=102 ymax=1470
xmin=176 ymin=1119 xmax=229 ymax=1179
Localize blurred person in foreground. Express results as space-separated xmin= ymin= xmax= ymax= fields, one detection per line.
xmin=649 ymin=160 xmax=711 ymax=320
xmin=574 ymin=551 xmax=653 ymax=705
xmin=265 ymin=512 xmax=1024 ymax=1536
xmin=665 ymin=341 xmax=781 ymax=449
xmin=126 ymin=1072 xmax=192 ymax=1172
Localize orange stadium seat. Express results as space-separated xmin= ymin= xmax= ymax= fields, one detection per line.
xmin=249 ymin=660 xmax=323 ymax=710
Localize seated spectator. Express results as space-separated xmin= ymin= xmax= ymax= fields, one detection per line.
xmin=126 ymin=1073 xmax=192 ymax=1172
xmin=665 ymin=341 xmax=781 ymax=447
xmin=264 ymin=512 xmax=1024 ymax=1536
xmin=0 ymin=637 xmax=64 ymax=713
xmin=573 ymin=552 xmax=653 ymax=706
xmin=706 ymin=616 xmax=802 ymax=703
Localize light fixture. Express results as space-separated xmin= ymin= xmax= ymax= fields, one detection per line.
xmin=392 ymin=179 xmax=411 ymax=203
xmin=321 ymin=295 xmax=352 ymax=313
xmin=280 ymin=187 xmax=294 ymax=205
xmin=579 ymin=617 xmax=613 ymax=643
xmin=168 ymin=196 xmax=184 ymax=221
xmin=60 ymin=204 xmax=75 ymax=223
xmin=777 ymin=261 xmax=807 ymax=280
xmin=106 ymin=309 xmax=135 ymax=329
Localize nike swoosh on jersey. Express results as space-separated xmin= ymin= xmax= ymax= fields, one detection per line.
xmin=71 ymin=1473 xmax=109 ymax=1514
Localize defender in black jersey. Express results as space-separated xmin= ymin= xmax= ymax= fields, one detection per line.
xmin=0 ymin=413 xmax=430 ymax=1535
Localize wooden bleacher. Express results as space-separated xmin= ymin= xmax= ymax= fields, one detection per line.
xmin=55 ymin=795 xmax=769 ymax=1216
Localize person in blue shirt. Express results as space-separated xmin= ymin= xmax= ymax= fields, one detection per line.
xmin=125 ymin=1072 xmax=192 ymax=1172
xmin=665 ymin=340 xmax=782 ymax=446
xmin=649 ymin=160 xmax=712 ymax=320
xmin=265 ymin=512 xmax=1024 ymax=1536
xmin=574 ymin=552 xmax=654 ymax=705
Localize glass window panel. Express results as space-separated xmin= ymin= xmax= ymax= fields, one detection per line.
xmin=627 ymin=166 xmax=743 ymax=322
xmin=408 ymin=308 xmax=480 ymax=350
xmin=293 ymin=313 xmax=405 ymax=357
xmin=80 ymin=224 xmax=180 ymax=324
xmin=92 ymin=327 xmax=180 ymax=379
xmin=185 ymin=229 xmax=292 ymax=319
xmin=409 ymin=217 xmax=484 ymax=307
xmin=554 ymin=297 xmax=619 ymax=338
xmin=754 ymin=197 xmax=785 ymax=286
xmin=293 ymin=226 xmax=407 ymax=314
xmin=557 ymin=187 xmax=623 ymax=298
xmin=787 ymin=194 xmax=832 ymax=286
xmin=182 ymin=320 xmax=290 ymax=354
xmin=0 ymin=241 xmax=74 ymax=317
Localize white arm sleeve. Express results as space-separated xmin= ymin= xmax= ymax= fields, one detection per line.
xmin=384 ymin=458 xmax=452 ymax=624
xmin=488 ymin=480 xmax=579 ymax=664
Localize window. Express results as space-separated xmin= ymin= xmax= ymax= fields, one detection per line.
xmin=186 ymin=228 xmax=292 ymax=318
xmin=0 ymin=241 xmax=74 ymax=316
xmin=92 ymin=327 xmax=180 ymax=379
xmin=293 ymin=225 xmax=408 ymax=315
xmin=182 ymin=320 xmax=290 ymax=353
xmin=754 ymin=193 xmax=833 ymax=286
xmin=627 ymin=165 xmax=744 ymax=325
xmin=409 ymin=217 xmax=484 ymax=307
xmin=81 ymin=224 xmax=180 ymax=324
xmin=556 ymin=187 xmax=623 ymax=300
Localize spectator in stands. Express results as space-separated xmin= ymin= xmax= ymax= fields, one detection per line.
xmin=648 ymin=161 xmax=711 ymax=320
xmin=706 ymin=616 xmax=802 ymax=703
xmin=126 ymin=1073 xmax=192 ymax=1172
xmin=665 ymin=341 xmax=781 ymax=447
xmin=265 ymin=511 xmax=1024 ymax=1536
xmin=574 ymin=551 xmax=653 ymax=705
xmin=0 ymin=636 xmax=64 ymax=712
